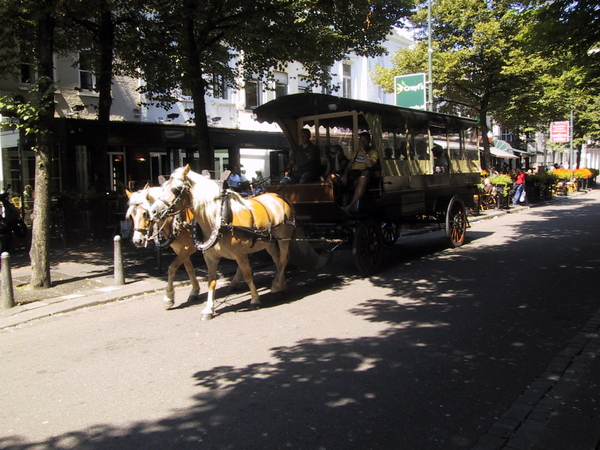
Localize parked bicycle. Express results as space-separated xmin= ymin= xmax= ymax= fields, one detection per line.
xmin=0 ymin=184 xmax=28 ymax=252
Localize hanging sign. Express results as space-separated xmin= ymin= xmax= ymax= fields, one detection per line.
xmin=550 ymin=121 xmax=570 ymax=143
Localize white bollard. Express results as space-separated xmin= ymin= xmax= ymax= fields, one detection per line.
xmin=1 ymin=252 xmax=15 ymax=309
xmin=113 ymin=236 xmax=125 ymax=285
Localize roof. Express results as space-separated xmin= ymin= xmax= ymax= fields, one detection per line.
xmin=254 ymin=93 xmax=478 ymax=130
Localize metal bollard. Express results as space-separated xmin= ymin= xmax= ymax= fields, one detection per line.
xmin=1 ymin=252 xmax=15 ymax=309
xmin=113 ymin=235 xmax=125 ymax=285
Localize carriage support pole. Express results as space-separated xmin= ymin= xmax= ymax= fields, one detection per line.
xmin=1 ymin=252 xmax=15 ymax=309
xmin=113 ymin=236 xmax=125 ymax=285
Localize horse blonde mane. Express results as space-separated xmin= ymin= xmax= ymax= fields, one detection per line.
xmin=126 ymin=186 xmax=163 ymax=219
xmin=164 ymin=166 xmax=254 ymax=229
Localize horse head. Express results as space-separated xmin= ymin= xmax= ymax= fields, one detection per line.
xmin=126 ymin=186 xmax=156 ymax=248
xmin=151 ymin=164 xmax=221 ymax=224
xmin=150 ymin=165 xmax=194 ymax=221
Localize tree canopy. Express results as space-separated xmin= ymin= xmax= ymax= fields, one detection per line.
xmin=372 ymin=0 xmax=600 ymax=169
xmin=131 ymin=0 xmax=412 ymax=168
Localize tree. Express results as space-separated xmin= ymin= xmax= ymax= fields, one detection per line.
xmin=372 ymin=0 xmax=537 ymax=170
xmin=132 ymin=0 xmax=412 ymax=170
xmin=521 ymin=0 xmax=600 ymax=163
xmin=0 ymin=0 xmax=60 ymax=288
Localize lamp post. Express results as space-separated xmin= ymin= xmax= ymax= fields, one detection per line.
xmin=569 ymin=109 xmax=574 ymax=169
xmin=427 ymin=0 xmax=433 ymax=111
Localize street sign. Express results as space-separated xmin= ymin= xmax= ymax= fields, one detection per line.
xmin=394 ymin=73 xmax=426 ymax=110
xmin=550 ymin=121 xmax=570 ymax=143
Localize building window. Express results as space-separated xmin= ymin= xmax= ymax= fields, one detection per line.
xmin=298 ymin=75 xmax=310 ymax=94
xmin=79 ymin=51 xmax=95 ymax=91
xmin=274 ymin=72 xmax=288 ymax=98
xmin=500 ymin=130 xmax=514 ymax=143
xmin=212 ymin=74 xmax=228 ymax=100
xmin=245 ymin=78 xmax=260 ymax=109
xmin=342 ymin=63 xmax=352 ymax=98
xmin=20 ymin=63 xmax=35 ymax=84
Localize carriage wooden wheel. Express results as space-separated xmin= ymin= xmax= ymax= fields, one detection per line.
xmin=445 ymin=196 xmax=467 ymax=247
xmin=382 ymin=222 xmax=400 ymax=246
xmin=352 ymin=219 xmax=385 ymax=275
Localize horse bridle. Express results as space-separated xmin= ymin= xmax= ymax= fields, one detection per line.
xmin=131 ymin=199 xmax=180 ymax=249
xmin=152 ymin=180 xmax=192 ymax=221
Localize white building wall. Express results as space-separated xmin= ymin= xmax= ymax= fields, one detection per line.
xmin=0 ymin=28 xmax=413 ymax=133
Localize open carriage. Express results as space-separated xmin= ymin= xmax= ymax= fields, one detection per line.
xmin=254 ymin=93 xmax=481 ymax=275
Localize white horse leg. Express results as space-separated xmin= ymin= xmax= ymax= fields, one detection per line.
xmin=163 ymin=260 xmax=177 ymax=310
xmin=201 ymin=256 xmax=220 ymax=321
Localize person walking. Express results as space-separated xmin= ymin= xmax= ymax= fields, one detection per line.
xmin=512 ymin=169 xmax=526 ymax=206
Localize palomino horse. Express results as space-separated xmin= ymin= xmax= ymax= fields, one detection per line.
xmin=150 ymin=165 xmax=295 ymax=321
xmin=126 ymin=187 xmax=201 ymax=309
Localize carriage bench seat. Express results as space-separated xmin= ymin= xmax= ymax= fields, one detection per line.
xmin=264 ymin=182 xmax=347 ymax=221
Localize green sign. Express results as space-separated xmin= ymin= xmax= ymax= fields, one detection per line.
xmin=394 ymin=73 xmax=426 ymax=110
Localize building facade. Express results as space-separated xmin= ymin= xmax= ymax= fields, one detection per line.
xmin=0 ymin=29 xmax=413 ymax=201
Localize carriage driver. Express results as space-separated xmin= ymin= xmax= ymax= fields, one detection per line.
xmin=342 ymin=131 xmax=379 ymax=212
xmin=280 ymin=128 xmax=321 ymax=184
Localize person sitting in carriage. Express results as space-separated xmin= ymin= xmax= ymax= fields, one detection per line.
xmin=325 ymin=144 xmax=349 ymax=179
xmin=224 ymin=165 xmax=251 ymax=194
xmin=342 ymin=131 xmax=379 ymax=213
xmin=280 ymin=128 xmax=322 ymax=184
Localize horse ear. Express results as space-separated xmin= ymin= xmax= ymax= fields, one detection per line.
xmin=183 ymin=164 xmax=190 ymax=176
xmin=126 ymin=189 xmax=132 ymax=198
xmin=143 ymin=183 xmax=150 ymax=190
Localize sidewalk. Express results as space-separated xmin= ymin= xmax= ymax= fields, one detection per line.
xmin=0 ymin=237 xmax=241 ymax=329
xmin=1 ymin=192 xmax=598 ymax=450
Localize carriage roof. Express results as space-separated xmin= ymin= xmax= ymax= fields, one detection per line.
xmin=254 ymin=93 xmax=478 ymax=131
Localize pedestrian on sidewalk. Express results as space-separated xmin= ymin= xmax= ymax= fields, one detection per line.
xmin=512 ymin=169 xmax=527 ymax=206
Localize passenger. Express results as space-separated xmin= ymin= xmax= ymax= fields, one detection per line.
xmin=325 ymin=144 xmax=349 ymax=179
xmin=433 ymin=144 xmax=449 ymax=173
xmin=225 ymin=165 xmax=250 ymax=193
xmin=280 ymin=128 xmax=321 ymax=184
xmin=342 ymin=131 xmax=379 ymax=212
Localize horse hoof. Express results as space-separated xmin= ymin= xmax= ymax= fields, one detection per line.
xmin=163 ymin=300 xmax=174 ymax=310
xmin=200 ymin=313 xmax=213 ymax=321
xmin=248 ymin=303 xmax=261 ymax=311
xmin=187 ymin=293 xmax=200 ymax=303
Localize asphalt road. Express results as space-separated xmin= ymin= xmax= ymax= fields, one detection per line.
xmin=1 ymin=191 xmax=599 ymax=450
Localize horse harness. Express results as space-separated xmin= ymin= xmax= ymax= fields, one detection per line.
xmin=194 ymin=191 xmax=295 ymax=253
xmin=153 ymin=180 xmax=294 ymax=253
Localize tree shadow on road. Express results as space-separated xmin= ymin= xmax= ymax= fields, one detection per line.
xmin=3 ymin=195 xmax=600 ymax=450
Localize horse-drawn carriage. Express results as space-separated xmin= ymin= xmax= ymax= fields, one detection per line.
xmin=253 ymin=93 xmax=481 ymax=275
xmin=133 ymin=93 xmax=481 ymax=319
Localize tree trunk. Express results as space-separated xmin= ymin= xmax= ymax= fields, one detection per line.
xmin=29 ymin=5 xmax=56 ymax=289
xmin=182 ymin=14 xmax=213 ymax=172
xmin=93 ymin=7 xmax=115 ymax=193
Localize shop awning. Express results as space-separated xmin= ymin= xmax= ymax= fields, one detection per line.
xmin=490 ymin=146 xmax=518 ymax=159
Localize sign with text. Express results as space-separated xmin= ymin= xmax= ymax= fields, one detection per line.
xmin=394 ymin=73 xmax=426 ymax=110
xmin=550 ymin=121 xmax=570 ymax=143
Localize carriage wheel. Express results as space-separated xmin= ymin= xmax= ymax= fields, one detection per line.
xmin=381 ymin=222 xmax=400 ymax=246
xmin=352 ymin=219 xmax=385 ymax=275
xmin=445 ymin=196 xmax=467 ymax=247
